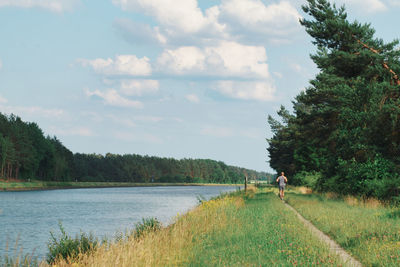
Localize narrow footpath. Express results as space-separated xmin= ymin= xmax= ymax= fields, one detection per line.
xmin=283 ymin=200 xmax=363 ymax=267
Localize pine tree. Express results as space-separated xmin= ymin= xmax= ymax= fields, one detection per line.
xmin=268 ymin=0 xmax=400 ymax=198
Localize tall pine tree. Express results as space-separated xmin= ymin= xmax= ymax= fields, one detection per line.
xmin=268 ymin=0 xmax=400 ymax=199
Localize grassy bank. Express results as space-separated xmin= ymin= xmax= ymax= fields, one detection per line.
xmin=286 ymin=193 xmax=400 ymax=266
xmin=51 ymin=187 xmax=343 ymax=266
xmin=0 ymin=180 xmax=238 ymax=191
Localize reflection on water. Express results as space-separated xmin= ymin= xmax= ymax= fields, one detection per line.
xmin=0 ymin=185 xmax=239 ymax=260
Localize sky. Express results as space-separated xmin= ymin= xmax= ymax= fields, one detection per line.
xmin=0 ymin=0 xmax=399 ymax=173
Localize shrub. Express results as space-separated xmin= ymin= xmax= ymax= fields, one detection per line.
xmin=47 ymin=222 xmax=98 ymax=264
xmin=133 ymin=218 xmax=161 ymax=239
xmin=314 ymin=155 xmax=400 ymax=200
xmin=293 ymin=171 xmax=321 ymax=188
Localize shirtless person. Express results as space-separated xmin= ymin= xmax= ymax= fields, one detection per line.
xmin=276 ymin=172 xmax=288 ymax=200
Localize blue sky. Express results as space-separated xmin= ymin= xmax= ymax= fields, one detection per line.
xmin=0 ymin=0 xmax=399 ymax=173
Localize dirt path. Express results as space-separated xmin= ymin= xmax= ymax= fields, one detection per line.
xmin=284 ymin=201 xmax=363 ymax=267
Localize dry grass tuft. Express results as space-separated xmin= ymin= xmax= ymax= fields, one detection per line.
xmin=343 ymin=195 xmax=382 ymax=208
xmin=361 ymin=197 xmax=382 ymax=208
xmin=244 ymin=185 xmax=257 ymax=198
xmin=297 ymin=186 xmax=312 ymax=194
xmin=50 ymin=195 xmax=244 ymax=267
xmin=325 ymin=192 xmax=339 ymax=199
xmin=343 ymin=195 xmax=359 ymax=206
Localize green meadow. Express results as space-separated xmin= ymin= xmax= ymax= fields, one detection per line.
xmin=286 ymin=192 xmax=400 ymax=266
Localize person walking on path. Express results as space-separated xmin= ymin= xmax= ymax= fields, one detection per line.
xmin=276 ymin=172 xmax=288 ymax=200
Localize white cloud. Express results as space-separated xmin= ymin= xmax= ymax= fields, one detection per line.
xmin=107 ymin=115 xmax=136 ymax=128
xmin=215 ymin=80 xmax=275 ymax=101
xmin=132 ymin=115 xmax=163 ymax=123
xmin=272 ymin=72 xmax=283 ymax=79
xmin=0 ymin=0 xmax=80 ymax=12
xmin=85 ymin=89 xmax=143 ymax=108
xmin=81 ymin=111 xmax=103 ymax=123
xmin=113 ymin=131 xmax=162 ymax=143
xmin=157 ymin=41 xmax=269 ymax=78
xmin=173 ymin=117 xmax=184 ymax=123
xmin=120 ymin=79 xmax=159 ymax=96
xmin=112 ymin=0 xmax=301 ymax=45
xmin=336 ymin=0 xmax=387 ymax=13
xmin=79 ymin=55 xmax=152 ymax=76
xmin=389 ymin=0 xmax=400 ymax=6
xmin=219 ymin=0 xmax=301 ymax=37
xmin=0 ymin=94 xmax=7 ymax=104
xmin=0 ymin=104 xmax=65 ymax=118
xmin=186 ymin=94 xmax=200 ymax=103
xmin=290 ymin=63 xmax=303 ymax=73
xmin=112 ymin=0 xmax=224 ymax=34
xmin=201 ymin=126 xmax=233 ymax=138
xmin=239 ymin=128 xmax=263 ymax=139
xmin=157 ymin=46 xmax=205 ymax=74
xmin=289 ymin=61 xmax=311 ymax=77
xmin=107 ymin=114 xmax=162 ymax=127
xmin=49 ymin=126 xmax=93 ymax=137
xmin=201 ymin=125 xmax=263 ymax=139
xmin=113 ymin=18 xmax=167 ymax=45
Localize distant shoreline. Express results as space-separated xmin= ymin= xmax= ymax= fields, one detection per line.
xmin=0 ymin=180 xmax=242 ymax=192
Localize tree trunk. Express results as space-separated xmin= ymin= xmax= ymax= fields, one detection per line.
xmin=7 ymin=162 xmax=12 ymax=180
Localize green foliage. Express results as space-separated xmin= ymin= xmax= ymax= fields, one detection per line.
xmin=329 ymin=156 xmax=400 ymax=199
xmin=293 ymin=171 xmax=321 ymax=188
xmin=0 ymin=113 xmax=74 ymax=181
xmin=267 ymin=0 xmax=400 ymax=199
xmin=133 ymin=218 xmax=161 ymax=239
xmin=47 ymin=222 xmax=98 ymax=264
xmin=73 ymin=153 xmax=263 ymax=184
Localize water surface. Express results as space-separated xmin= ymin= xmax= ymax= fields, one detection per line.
xmin=0 ymin=185 xmax=239 ymax=260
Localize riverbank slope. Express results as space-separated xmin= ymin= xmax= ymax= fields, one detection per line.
xmin=51 ymin=187 xmax=344 ymax=266
xmin=0 ymin=180 xmax=240 ymax=191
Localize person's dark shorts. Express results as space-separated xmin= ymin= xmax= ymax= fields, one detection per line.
xmin=279 ymin=185 xmax=285 ymax=191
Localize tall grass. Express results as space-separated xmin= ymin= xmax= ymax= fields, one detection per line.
xmin=286 ymin=193 xmax=400 ymax=266
xmin=0 ymin=239 xmax=39 ymax=267
xmin=51 ymin=188 xmax=343 ymax=266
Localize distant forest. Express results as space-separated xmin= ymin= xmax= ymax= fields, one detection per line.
xmin=0 ymin=112 xmax=269 ymax=184
xmin=268 ymin=0 xmax=400 ymax=200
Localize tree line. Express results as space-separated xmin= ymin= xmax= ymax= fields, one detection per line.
xmin=0 ymin=113 xmax=269 ymax=183
xmin=0 ymin=113 xmax=74 ymax=181
xmin=73 ymin=153 xmax=268 ymax=184
xmin=267 ymin=0 xmax=400 ymax=200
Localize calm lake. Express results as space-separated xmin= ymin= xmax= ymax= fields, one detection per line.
xmin=0 ymin=185 xmax=240 ymax=260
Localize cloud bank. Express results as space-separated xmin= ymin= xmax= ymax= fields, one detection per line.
xmin=0 ymin=0 xmax=80 ymax=12
xmin=79 ymin=55 xmax=152 ymax=76
xmin=85 ymin=89 xmax=144 ymax=108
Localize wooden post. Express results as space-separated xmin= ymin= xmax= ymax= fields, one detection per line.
xmin=245 ymin=175 xmax=248 ymax=192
